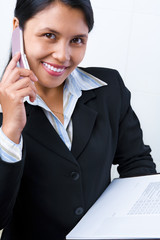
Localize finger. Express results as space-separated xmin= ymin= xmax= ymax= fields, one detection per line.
xmin=6 ymin=52 xmax=21 ymax=73
xmin=4 ymin=78 xmax=37 ymax=99
xmin=1 ymin=76 xmax=37 ymax=100
xmin=2 ymin=66 xmax=38 ymax=85
xmin=18 ymin=69 xmax=38 ymax=82
xmin=10 ymin=67 xmax=38 ymax=83
xmin=2 ymin=52 xmax=20 ymax=81
xmin=1 ymin=52 xmax=21 ymax=82
xmin=9 ymin=77 xmax=37 ymax=93
xmin=16 ymin=87 xmax=37 ymax=103
xmin=2 ymin=52 xmax=38 ymax=83
xmin=5 ymin=84 xmax=37 ymax=104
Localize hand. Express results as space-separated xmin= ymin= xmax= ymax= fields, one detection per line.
xmin=0 ymin=52 xmax=38 ymax=144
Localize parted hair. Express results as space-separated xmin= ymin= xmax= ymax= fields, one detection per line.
xmin=14 ymin=0 xmax=94 ymax=32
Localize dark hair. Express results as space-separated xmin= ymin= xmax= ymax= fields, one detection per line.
xmin=14 ymin=0 xmax=94 ymax=32
xmin=1 ymin=0 xmax=94 ymax=76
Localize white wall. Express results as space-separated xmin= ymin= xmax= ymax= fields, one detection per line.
xmin=0 ymin=0 xmax=159 ymax=176
xmin=0 ymin=0 xmax=16 ymax=75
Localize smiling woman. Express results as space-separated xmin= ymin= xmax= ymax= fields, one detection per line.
xmin=21 ymin=2 xmax=89 ymax=90
xmin=14 ymin=2 xmax=89 ymax=122
xmin=0 ymin=0 xmax=157 ymax=240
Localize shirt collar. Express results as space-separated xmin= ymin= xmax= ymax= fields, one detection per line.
xmin=0 ymin=67 xmax=107 ymax=113
xmin=25 ymin=67 xmax=107 ymax=108
xmin=65 ymin=67 xmax=107 ymax=97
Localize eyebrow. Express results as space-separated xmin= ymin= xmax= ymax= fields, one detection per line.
xmin=38 ymin=27 xmax=88 ymax=38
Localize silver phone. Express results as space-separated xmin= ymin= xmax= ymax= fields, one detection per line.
xmin=11 ymin=26 xmax=30 ymax=69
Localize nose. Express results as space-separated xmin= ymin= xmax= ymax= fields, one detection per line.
xmin=52 ymin=41 xmax=70 ymax=63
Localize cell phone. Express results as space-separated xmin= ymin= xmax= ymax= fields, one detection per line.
xmin=11 ymin=26 xmax=30 ymax=69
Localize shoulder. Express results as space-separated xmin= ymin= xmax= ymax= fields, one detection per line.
xmin=79 ymin=67 xmax=131 ymax=110
xmin=78 ymin=67 xmax=129 ymax=96
xmin=78 ymin=66 xmax=121 ymax=85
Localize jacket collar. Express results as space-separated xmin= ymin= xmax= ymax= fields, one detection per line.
xmin=24 ymin=90 xmax=97 ymax=164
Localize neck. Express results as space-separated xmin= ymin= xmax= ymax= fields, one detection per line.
xmin=35 ymin=83 xmax=64 ymax=124
xmin=35 ymin=83 xmax=64 ymax=100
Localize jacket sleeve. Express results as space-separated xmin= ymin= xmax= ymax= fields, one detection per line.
xmin=0 ymin=114 xmax=25 ymax=229
xmin=113 ymin=72 xmax=157 ymax=177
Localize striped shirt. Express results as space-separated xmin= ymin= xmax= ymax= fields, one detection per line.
xmin=0 ymin=68 xmax=107 ymax=163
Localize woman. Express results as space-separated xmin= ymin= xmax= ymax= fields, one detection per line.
xmin=0 ymin=0 xmax=156 ymax=239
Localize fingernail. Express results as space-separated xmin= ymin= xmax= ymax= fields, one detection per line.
xmin=34 ymin=75 xmax=38 ymax=81
xmin=31 ymin=74 xmax=38 ymax=82
xmin=15 ymin=51 xmax=20 ymax=55
xmin=14 ymin=52 xmax=20 ymax=58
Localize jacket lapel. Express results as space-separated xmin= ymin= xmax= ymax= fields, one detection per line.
xmin=24 ymin=103 xmax=77 ymax=165
xmin=71 ymin=90 xmax=98 ymax=159
xmin=24 ymin=89 xmax=97 ymax=163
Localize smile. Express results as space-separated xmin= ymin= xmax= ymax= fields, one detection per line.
xmin=42 ymin=62 xmax=65 ymax=73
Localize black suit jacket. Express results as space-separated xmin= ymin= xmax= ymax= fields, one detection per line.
xmin=0 ymin=67 xmax=156 ymax=240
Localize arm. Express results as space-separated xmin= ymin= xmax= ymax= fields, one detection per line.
xmin=0 ymin=53 xmax=37 ymax=229
xmin=0 ymin=116 xmax=24 ymax=229
xmin=81 ymin=67 xmax=156 ymax=177
xmin=113 ymin=72 xmax=156 ymax=177
xmin=0 ymin=138 xmax=25 ymax=229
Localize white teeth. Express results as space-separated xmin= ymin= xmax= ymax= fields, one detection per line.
xmin=43 ymin=62 xmax=64 ymax=73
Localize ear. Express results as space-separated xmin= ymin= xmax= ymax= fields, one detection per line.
xmin=13 ymin=17 xmax=19 ymax=30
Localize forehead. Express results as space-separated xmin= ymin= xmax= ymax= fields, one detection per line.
xmin=25 ymin=2 xmax=88 ymax=34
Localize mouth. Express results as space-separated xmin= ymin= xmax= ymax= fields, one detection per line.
xmin=42 ymin=62 xmax=67 ymax=76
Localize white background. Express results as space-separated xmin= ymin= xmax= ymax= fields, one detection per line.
xmin=0 ymin=0 xmax=160 ymax=180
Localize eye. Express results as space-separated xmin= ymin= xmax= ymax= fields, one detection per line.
xmin=71 ymin=38 xmax=83 ymax=44
xmin=45 ymin=33 xmax=56 ymax=40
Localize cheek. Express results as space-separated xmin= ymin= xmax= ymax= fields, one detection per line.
xmin=25 ymin=38 xmax=46 ymax=61
xmin=72 ymin=48 xmax=86 ymax=65
xmin=26 ymin=47 xmax=46 ymax=71
xmin=26 ymin=47 xmax=44 ymax=60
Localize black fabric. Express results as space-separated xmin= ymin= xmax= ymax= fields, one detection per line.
xmin=0 ymin=67 xmax=156 ymax=240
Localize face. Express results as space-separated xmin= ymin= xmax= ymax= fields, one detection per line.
xmin=23 ymin=2 xmax=89 ymax=92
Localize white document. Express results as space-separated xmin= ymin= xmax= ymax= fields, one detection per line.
xmin=66 ymin=174 xmax=160 ymax=240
